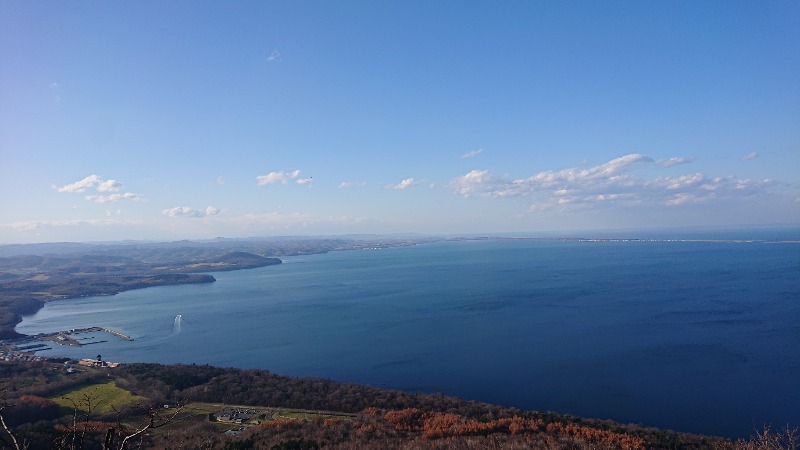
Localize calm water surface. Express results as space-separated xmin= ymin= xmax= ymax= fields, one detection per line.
xmin=17 ymin=239 xmax=800 ymax=438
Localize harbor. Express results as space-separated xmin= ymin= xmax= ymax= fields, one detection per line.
xmin=7 ymin=326 xmax=133 ymax=350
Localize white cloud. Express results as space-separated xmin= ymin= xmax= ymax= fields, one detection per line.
xmin=657 ymin=157 xmax=693 ymax=167
xmin=450 ymin=153 xmax=777 ymax=210
xmin=296 ymin=177 xmax=314 ymax=185
xmin=387 ymin=178 xmax=419 ymax=190
xmin=267 ymin=50 xmax=281 ymax=62
xmin=57 ymin=175 xmax=142 ymax=204
xmin=451 ymin=154 xmax=651 ymax=200
xmin=651 ymin=173 xmax=705 ymax=190
xmin=58 ymin=175 xmax=103 ymax=193
xmin=216 ymin=176 xmax=225 ymax=185
xmin=96 ymin=179 xmax=122 ymax=192
xmin=256 ymin=169 xmax=302 ymax=186
xmin=163 ymin=206 xmax=222 ymax=218
xmin=451 ymin=170 xmax=510 ymax=197
xmin=58 ymin=175 xmax=122 ymax=193
xmin=742 ymin=151 xmax=759 ymax=161
xmin=461 ymin=148 xmax=484 ymax=159
xmin=86 ymin=193 xmax=142 ymax=203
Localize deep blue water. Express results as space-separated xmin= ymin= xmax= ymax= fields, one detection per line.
xmin=16 ymin=238 xmax=800 ymax=438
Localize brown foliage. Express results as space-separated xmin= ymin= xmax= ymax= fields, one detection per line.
xmin=546 ymin=422 xmax=647 ymax=449
xmin=383 ymin=408 xmax=425 ymax=432
xmin=376 ymin=408 xmax=645 ymax=448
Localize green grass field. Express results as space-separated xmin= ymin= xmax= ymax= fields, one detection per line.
xmin=271 ymin=411 xmax=352 ymax=421
xmin=50 ymin=380 xmax=148 ymax=414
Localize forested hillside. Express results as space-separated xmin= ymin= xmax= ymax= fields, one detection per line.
xmin=2 ymin=360 xmax=773 ymax=450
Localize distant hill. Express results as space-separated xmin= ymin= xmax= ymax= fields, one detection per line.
xmin=176 ymin=251 xmax=282 ymax=272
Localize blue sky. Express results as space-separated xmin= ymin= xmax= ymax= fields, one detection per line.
xmin=1 ymin=1 xmax=798 ymax=243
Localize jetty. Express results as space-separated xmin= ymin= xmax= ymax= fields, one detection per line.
xmin=99 ymin=327 xmax=133 ymax=341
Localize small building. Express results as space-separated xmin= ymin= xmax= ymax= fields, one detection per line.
xmin=216 ymin=408 xmax=256 ymax=423
xmin=77 ymin=358 xmax=120 ymax=368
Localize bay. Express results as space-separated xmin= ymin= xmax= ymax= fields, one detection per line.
xmin=16 ymin=238 xmax=800 ymax=438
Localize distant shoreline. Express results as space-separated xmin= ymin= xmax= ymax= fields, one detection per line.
xmin=3 ymin=234 xmax=797 ymax=341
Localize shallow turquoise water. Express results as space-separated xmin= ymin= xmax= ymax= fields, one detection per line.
xmin=17 ymin=238 xmax=800 ymax=438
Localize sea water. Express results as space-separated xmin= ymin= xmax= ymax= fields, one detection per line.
xmin=16 ymin=237 xmax=800 ymax=438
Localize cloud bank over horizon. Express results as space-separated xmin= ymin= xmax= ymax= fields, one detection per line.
xmin=450 ymin=154 xmax=776 ymax=211
xmin=2 ymin=150 xmax=797 ymax=243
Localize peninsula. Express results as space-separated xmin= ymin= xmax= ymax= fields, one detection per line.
xmin=0 ymin=237 xmax=439 ymax=338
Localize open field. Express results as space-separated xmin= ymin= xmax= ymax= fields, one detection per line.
xmin=50 ymin=380 xmax=148 ymax=414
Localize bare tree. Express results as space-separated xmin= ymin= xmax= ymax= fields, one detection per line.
xmin=0 ymin=387 xmax=25 ymax=450
xmin=0 ymin=406 xmax=22 ymax=450
xmin=733 ymin=425 xmax=800 ymax=450
xmin=51 ymin=387 xmax=103 ymax=450
xmin=104 ymin=402 xmax=185 ymax=450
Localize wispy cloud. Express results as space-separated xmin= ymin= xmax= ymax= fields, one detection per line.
xmin=86 ymin=193 xmax=143 ymax=204
xmin=450 ymin=153 xmax=774 ymax=210
xmin=256 ymin=169 xmax=302 ymax=186
xmin=657 ymin=157 xmax=693 ymax=167
xmin=742 ymin=151 xmax=759 ymax=161
xmin=163 ymin=206 xmax=222 ymax=218
xmin=296 ymin=177 xmax=314 ymax=185
xmin=49 ymin=81 xmax=61 ymax=103
xmin=338 ymin=181 xmax=366 ymax=189
xmin=461 ymin=148 xmax=484 ymax=159
xmin=386 ymin=178 xmax=420 ymax=190
xmin=229 ymin=211 xmax=367 ymax=229
xmin=267 ymin=50 xmax=281 ymax=63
